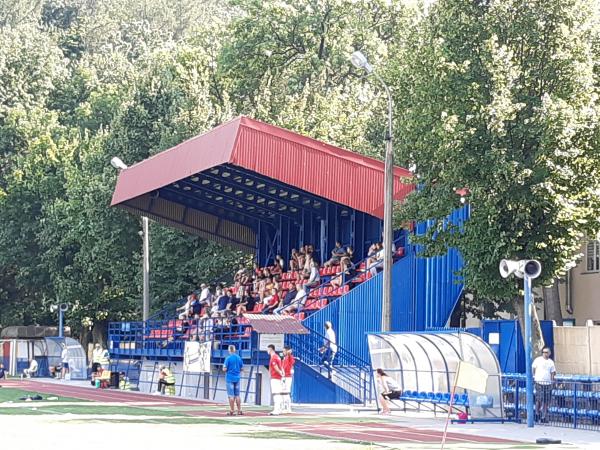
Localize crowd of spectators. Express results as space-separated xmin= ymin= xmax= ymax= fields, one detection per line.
xmin=159 ymin=238 xmax=399 ymax=346
xmin=173 ymin=242 xmax=363 ymax=323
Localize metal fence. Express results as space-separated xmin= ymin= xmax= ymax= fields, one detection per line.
xmin=503 ymin=373 xmax=600 ymax=431
xmin=108 ymin=317 xmax=254 ymax=360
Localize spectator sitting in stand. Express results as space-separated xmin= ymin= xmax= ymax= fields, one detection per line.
xmin=177 ymin=294 xmax=194 ymax=320
xmin=189 ymin=294 xmax=202 ymax=318
xmin=280 ymin=283 xmax=306 ymax=314
xmin=271 ymin=257 xmax=283 ymax=277
xmin=330 ymin=254 xmax=355 ymax=289
xmin=257 ymin=274 xmax=268 ymax=302
xmin=262 ymin=288 xmax=281 ymax=314
xmin=370 ymin=239 xmax=396 ymax=277
xmin=228 ymin=292 xmax=241 ymax=314
xmin=324 ymin=241 xmax=347 ymax=267
xmin=366 ymin=242 xmax=382 ymax=275
xmin=274 ymin=285 xmax=297 ymax=314
xmin=296 ymin=248 xmax=306 ymax=272
xmin=289 ymin=248 xmax=300 ymax=271
xmin=275 ymin=254 xmax=285 ymax=272
xmin=339 ymin=246 xmax=354 ymax=269
xmin=198 ymin=283 xmax=213 ymax=307
xmin=213 ymin=288 xmax=231 ymax=316
xmin=303 ymin=260 xmax=321 ymax=292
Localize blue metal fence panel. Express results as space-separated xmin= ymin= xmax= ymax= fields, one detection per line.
xmin=481 ymin=319 xmax=554 ymax=374
xmin=413 ymin=207 xmax=468 ymax=330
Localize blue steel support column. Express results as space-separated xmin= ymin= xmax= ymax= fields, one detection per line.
xmin=524 ymin=275 xmax=535 ymax=428
xmin=59 ymin=309 xmax=64 ymax=338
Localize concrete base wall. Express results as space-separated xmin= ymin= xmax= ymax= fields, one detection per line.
xmin=553 ymin=326 xmax=600 ymax=375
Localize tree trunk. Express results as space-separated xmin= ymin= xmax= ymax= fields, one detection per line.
xmin=543 ymin=278 xmax=563 ymax=326
xmin=91 ymin=320 xmax=108 ymax=348
xmin=514 ymin=296 xmax=545 ymax=359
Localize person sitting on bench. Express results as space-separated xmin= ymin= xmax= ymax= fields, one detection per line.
xmin=156 ymin=365 xmax=175 ymax=395
xmin=376 ymin=368 xmax=402 ymax=415
xmin=23 ymin=359 xmax=38 ymax=378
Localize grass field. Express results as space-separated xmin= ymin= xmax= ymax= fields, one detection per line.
xmin=0 ymin=385 xmax=586 ymax=449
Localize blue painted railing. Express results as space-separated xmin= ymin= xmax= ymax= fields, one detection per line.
xmin=108 ymin=317 xmax=253 ymax=360
xmin=503 ymin=373 xmax=600 ymax=431
xmin=286 ymin=325 xmax=374 ymax=404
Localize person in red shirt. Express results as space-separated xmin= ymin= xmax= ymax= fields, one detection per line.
xmin=267 ymin=344 xmax=284 ymax=415
xmin=281 ymin=345 xmax=295 ymax=414
xmin=262 ymin=288 xmax=280 ymax=314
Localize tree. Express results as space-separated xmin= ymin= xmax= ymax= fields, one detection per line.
xmin=393 ymin=0 xmax=600 ymax=344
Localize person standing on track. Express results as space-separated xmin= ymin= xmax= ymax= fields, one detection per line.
xmin=60 ymin=343 xmax=70 ymax=380
xmin=281 ymin=345 xmax=295 ymax=414
xmin=267 ymin=344 xmax=285 ymax=415
xmin=223 ymin=344 xmax=244 ymax=416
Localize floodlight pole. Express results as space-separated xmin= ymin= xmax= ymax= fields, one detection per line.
xmin=58 ymin=308 xmax=64 ymax=338
xmin=373 ymin=72 xmax=394 ymax=333
xmin=142 ymin=216 xmax=150 ymax=322
xmin=524 ymin=274 xmax=534 ymax=427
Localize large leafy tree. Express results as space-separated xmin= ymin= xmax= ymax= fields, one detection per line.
xmin=393 ymin=0 xmax=600 ymax=333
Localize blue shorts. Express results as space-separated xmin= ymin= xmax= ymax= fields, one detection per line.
xmin=226 ymin=380 xmax=240 ymax=397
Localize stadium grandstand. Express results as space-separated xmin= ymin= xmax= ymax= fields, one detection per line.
xmin=108 ymin=116 xmax=467 ymax=406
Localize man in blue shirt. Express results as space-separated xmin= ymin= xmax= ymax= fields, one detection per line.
xmin=223 ymin=344 xmax=244 ymax=415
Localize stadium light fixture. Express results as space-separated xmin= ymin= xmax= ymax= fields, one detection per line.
xmin=349 ymin=50 xmax=394 ymax=332
xmin=499 ymin=258 xmax=542 ymax=428
xmin=110 ymin=156 xmax=150 ymax=322
xmin=110 ymin=156 xmax=128 ymax=171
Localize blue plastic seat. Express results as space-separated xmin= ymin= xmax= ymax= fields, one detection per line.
xmin=441 ymin=393 xmax=451 ymax=404
xmin=418 ymin=391 xmax=427 ymax=400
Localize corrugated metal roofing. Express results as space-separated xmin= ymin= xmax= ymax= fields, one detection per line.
xmin=111 ymin=116 xmax=414 ymax=219
xmin=243 ymin=314 xmax=309 ymax=334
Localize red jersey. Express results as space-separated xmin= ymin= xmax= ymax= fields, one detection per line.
xmin=267 ymin=293 xmax=280 ymax=307
xmin=282 ymin=354 xmax=295 ymax=377
xmin=269 ymin=353 xmax=283 ymax=380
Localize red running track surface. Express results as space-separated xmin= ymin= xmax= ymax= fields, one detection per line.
xmin=1 ymin=380 xmax=520 ymax=445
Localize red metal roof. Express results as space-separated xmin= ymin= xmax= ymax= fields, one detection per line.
xmin=111 ymin=116 xmax=414 ymax=219
xmin=242 ymin=314 xmax=309 ymax=334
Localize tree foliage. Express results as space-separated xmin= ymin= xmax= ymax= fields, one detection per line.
xmin=393 ymin=0 xmax=600 ymax=314
xmin=0 ymin=0 xmax=599 ymax=343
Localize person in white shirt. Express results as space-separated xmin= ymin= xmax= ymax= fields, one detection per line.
xmin=60 ymin=344 xmax=70 ymax=380
xmin=320 ymin=321 xmax=337 ymax=379
xmin=376 ymin=368 xmax=402 ymax=414
xmin=532 ymin=346 xmax=556 ymax=422
xmin=303 ymin=261 xmax=321 ymax=292
xmin=23 ymin=359 xmax=38 ymax=378
xmin=199 ymin=283 xmax=212 ymax=307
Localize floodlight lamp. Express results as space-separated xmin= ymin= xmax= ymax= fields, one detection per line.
xmin=110 ymin=156 xmax=128 ymax=171
xmin=350 ymin=51 xmax=373 ymax=73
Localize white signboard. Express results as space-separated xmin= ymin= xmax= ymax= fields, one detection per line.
xmin=259 ymin=334 xmax=285 ymax=351
xmin=183 ymin=341 xmax=211 ymax=373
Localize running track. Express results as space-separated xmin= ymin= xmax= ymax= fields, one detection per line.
xmin=1 ymin=380 xmax=519 ymax=445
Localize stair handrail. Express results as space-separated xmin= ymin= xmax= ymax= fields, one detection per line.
xmin=287 ymin=324 xmax=374 ymax=403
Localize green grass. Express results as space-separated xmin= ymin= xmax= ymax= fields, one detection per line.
xmin=0 ymin=403 xmax=190 ymax=416
xmin=0 ymin=387 xmax=86 ymax=403
xmin=230 ymin=430 xmax=326 ymax=440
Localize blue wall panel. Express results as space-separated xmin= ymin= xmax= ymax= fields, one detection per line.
xmin=291 ymin=361 xmax=360 ymax=404
xmin=481 ymin=319 xmax=554 ymax=374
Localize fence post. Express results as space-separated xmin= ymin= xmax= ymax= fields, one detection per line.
xmin=255 ymin=370 xmax=262 ymax=406
xmin=573 ymin=382 xmax=578 ymax=429
xmin=203 ymin=372 xmax=210 ymax=399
